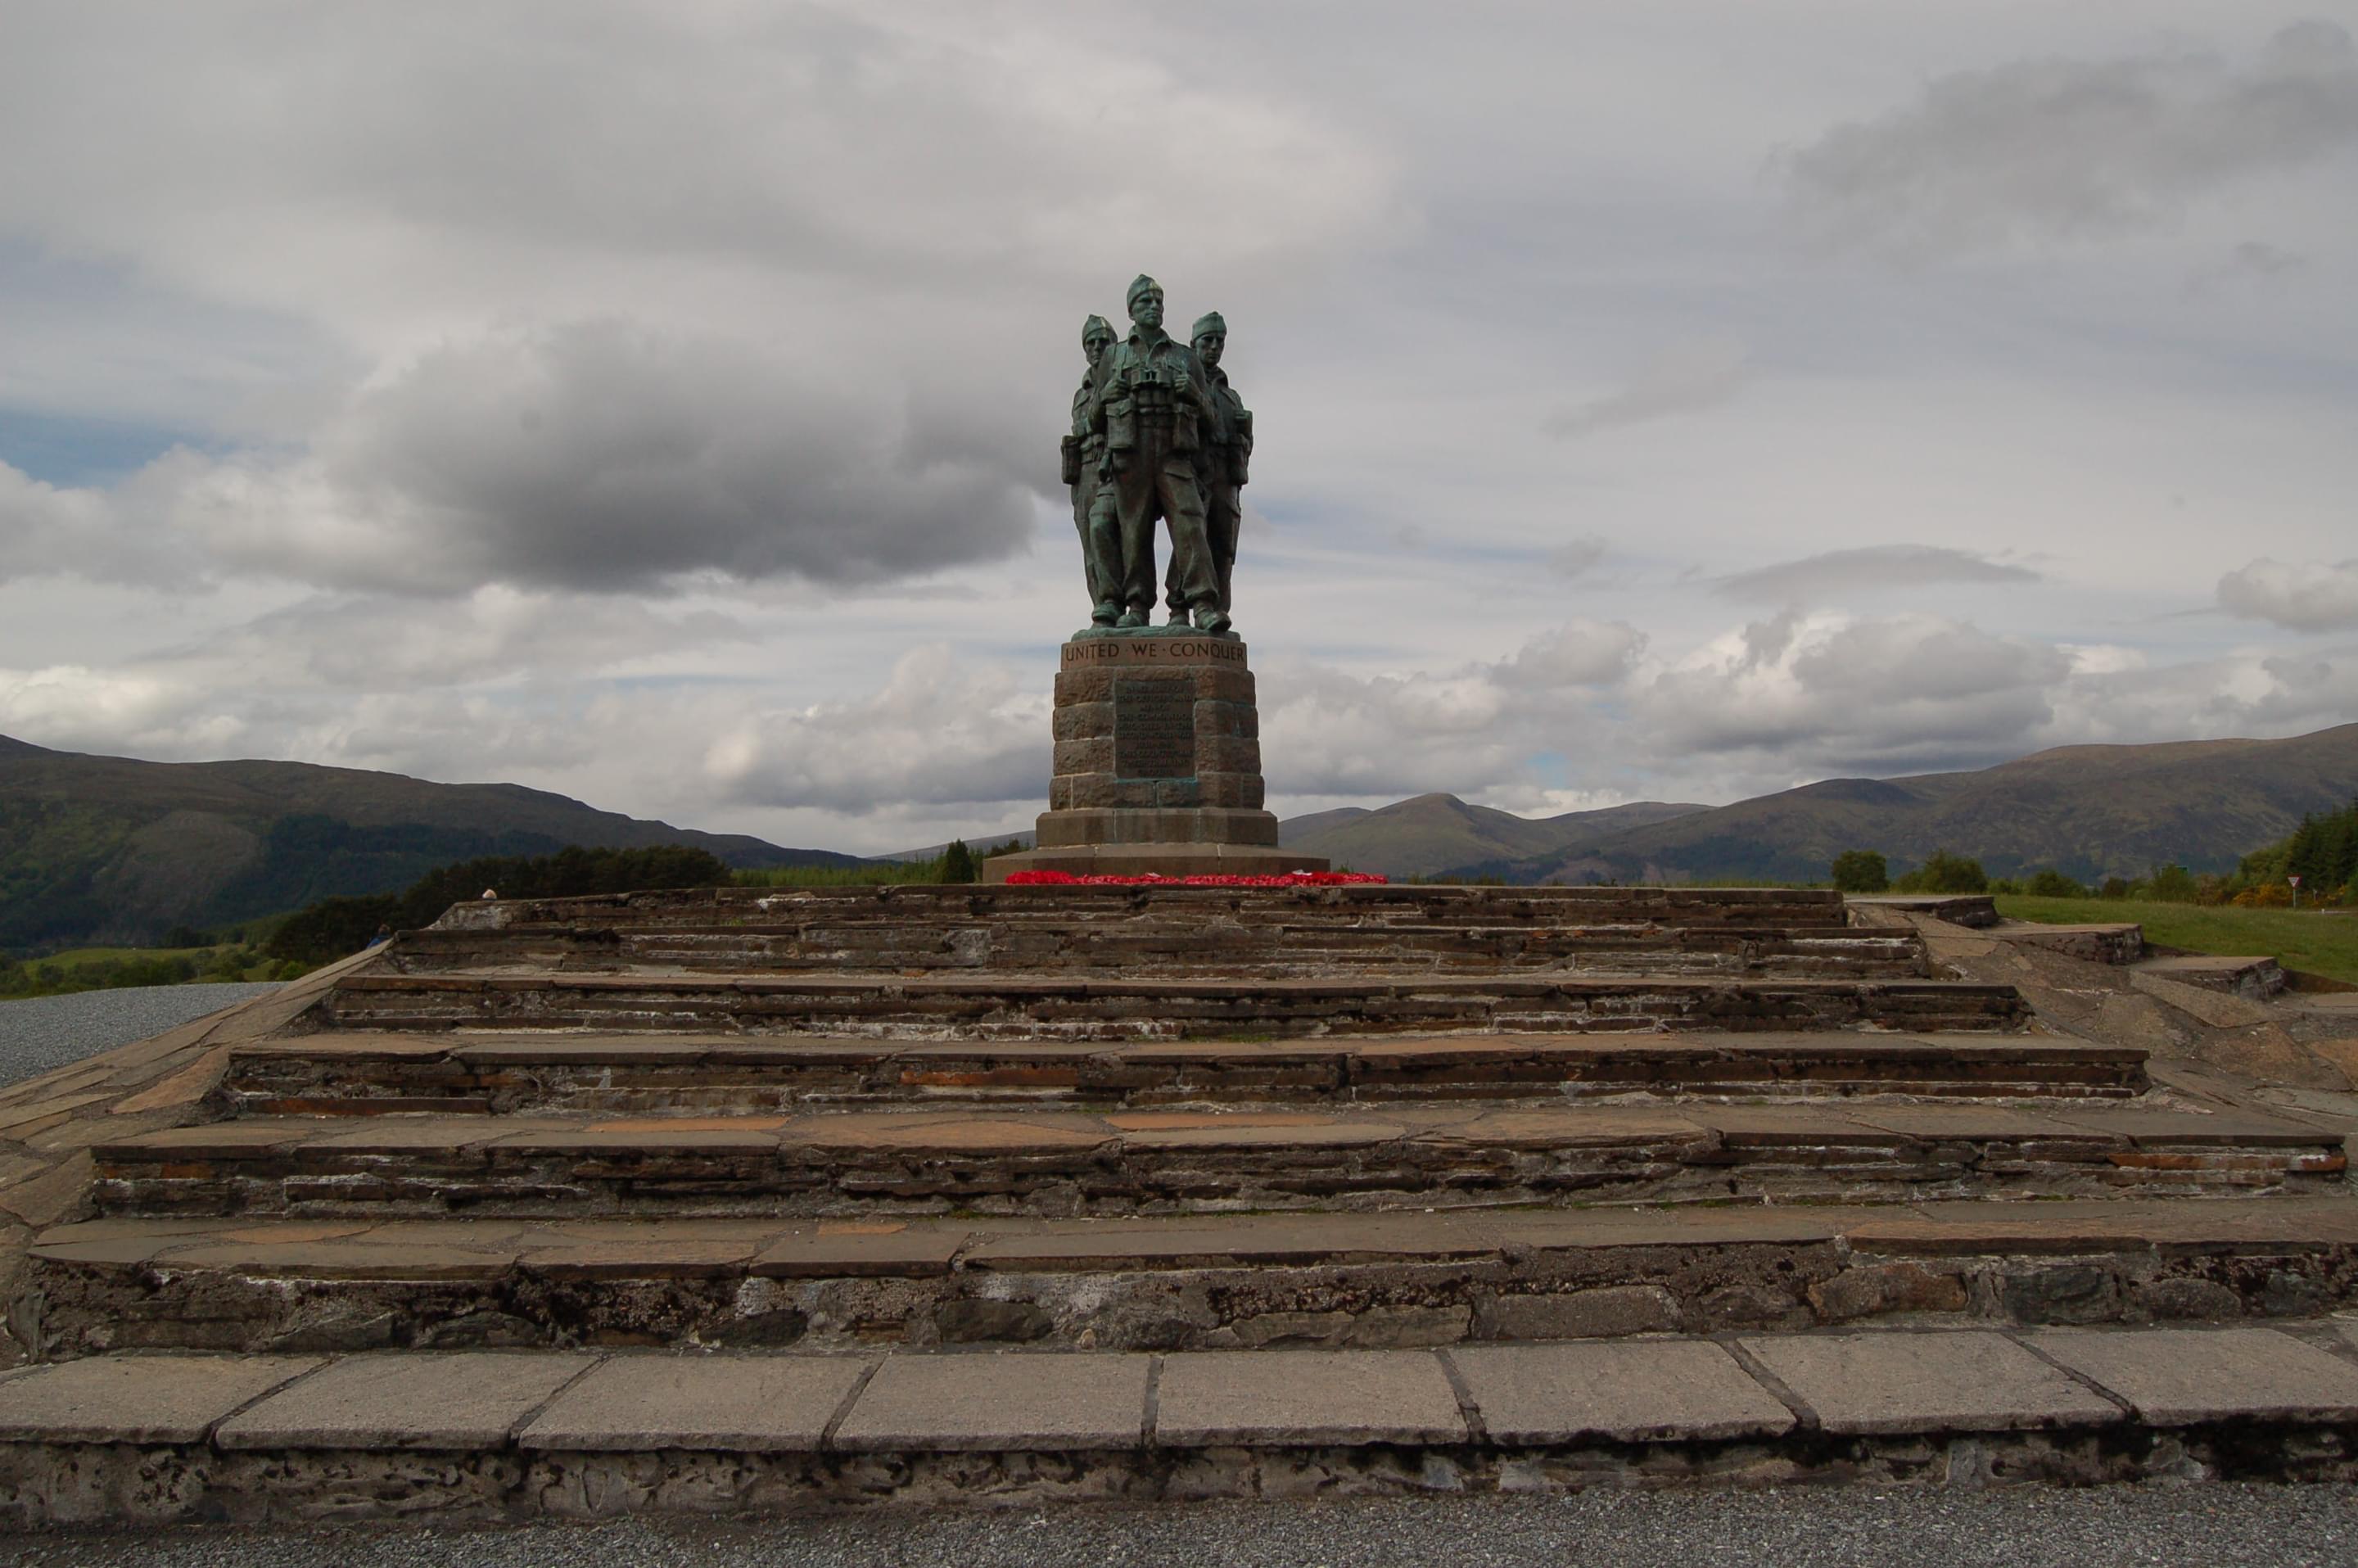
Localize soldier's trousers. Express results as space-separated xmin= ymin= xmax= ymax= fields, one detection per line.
xmin=1091 ymin=451 xmax=1217 ymax=613
xmin=1070 ymin=476 xmax=1102 ymax=607
xmin=1168 ymin=480 xmax=1240 ymax=616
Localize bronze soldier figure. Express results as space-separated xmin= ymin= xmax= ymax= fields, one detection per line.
xmin=1082 ymin=274 xmax=1226 ymax=633
xmin=1167 ymin=309 xmax=1249 ymax=621
xmin=1061 ymin=314 xmax=1117 ymax=607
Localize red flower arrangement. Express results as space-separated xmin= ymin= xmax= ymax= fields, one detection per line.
xmin=1002 ymin=870 xmax=1387 ymax=887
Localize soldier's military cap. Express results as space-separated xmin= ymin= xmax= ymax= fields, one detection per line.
xmin=1081 ymin=314 xmax=1114 ymax=345
xmin=1125 ymin=273 xmax=1162 ymax=311
xmin=1190 ymin=310 xmax=1226 ymax=339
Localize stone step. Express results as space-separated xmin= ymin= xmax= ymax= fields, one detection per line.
xmin=2139 ymin=954 xmax=2288 ymax=1001
xmin=28 ymin=1198 xmax=2358 ymax=1358
xmin=1845 ymin=894 xmax=1999 ymax=928
xmin=316 ymin=971 xmax=2035 ymax=1039
xmin=85 ymin=1102 xmax=2346 ymax=1222
xmin=217 ymin=1030 xmax=2148 ymax=1117
xmin=386 ymin=923 xmax=1927 ymax=980
xmin=444 ymin=883 xmax=1857 ymax=937
xmin=9 ymin=1324 xmax=2358 ymax=1525
xmin=1987 ymin=921 xmax=2144 ymax=965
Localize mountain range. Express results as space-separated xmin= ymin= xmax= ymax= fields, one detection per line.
xmin=7 ymin=722 xmax=2351 ymax=952
xmin=1439 ymin=724 xmax=2358 ymax=885
xmin=0 ymin=735 xmax=853 ymax=951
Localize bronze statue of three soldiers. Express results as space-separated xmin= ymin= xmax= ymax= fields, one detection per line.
xmin=1062 ymin=274 xmax=1252 ymax=634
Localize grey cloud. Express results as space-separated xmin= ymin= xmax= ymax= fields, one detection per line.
xmin=2218 ymin=557 xmax=2358 ymax=630
xmin=1638 ymin=614 xmax=2069 ymax=776
xmin=309 ymin=321 xmax=1039 ymax=594
xmin=1714 ymin=545 xmax=2040 ymax=603
xmin=2186 ymin=239 xmax=2309 ymax=293
xmin=174 ymin=590 xmax=754 ymax=691
xmin=706 ymin=648 xmax=1048 ymax=815
xmin=1545 ymin=537 xmax=1607 ymax=579
xmin=1782 ymin=20 xmax=2358 ymax=257
xmin=7 ymin=321 xmax=1044 ymax=596
xmin=1545 ymin=338 xmax=1746 ymax=440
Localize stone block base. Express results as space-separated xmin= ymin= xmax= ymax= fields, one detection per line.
xmin=1017 ymin=631 xmax=1314 ymax=866
xmin=984 ymin=843 xmax=1330 ymax=881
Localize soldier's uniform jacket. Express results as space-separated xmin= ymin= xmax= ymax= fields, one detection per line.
xmin=1199 ymin=366 xmax=1252 ymax=486
xmin=1060 ymin=371 xmax=1104 ymax=487
xmin=1086 ymin=327 xmax=1206 ymax=458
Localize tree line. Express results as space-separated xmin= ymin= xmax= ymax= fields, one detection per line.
xmin=1828 ymin=801 xmax=2358 ymax=907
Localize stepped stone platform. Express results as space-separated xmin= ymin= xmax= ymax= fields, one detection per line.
xmin=215 ymin=1031 xmax=2149 ymax=1115
xmin=6 ymin=881 xmax=2358 ymax=1525
xmin=27 ymin=1199 xmax=2358 ymax=1359
xmin=8 ymin=1324 xmax=2358 ymax=1525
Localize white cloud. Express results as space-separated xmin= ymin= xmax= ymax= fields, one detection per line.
xmin=2218 ymin=557 xmax=2358 ymax=630
xmin=703 ymin=646 xmax=1048 ymax=815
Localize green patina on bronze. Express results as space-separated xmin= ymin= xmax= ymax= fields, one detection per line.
xmin=1064 ymin=274 xmax=1250 ymax=639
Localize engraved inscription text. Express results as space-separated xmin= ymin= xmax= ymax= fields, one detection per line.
xmin=1114 ymin=677 xmax=1197 ymax=779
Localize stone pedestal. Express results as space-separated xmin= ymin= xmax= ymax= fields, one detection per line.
xmin=984 ymin=632 xmax=1329 ymax=881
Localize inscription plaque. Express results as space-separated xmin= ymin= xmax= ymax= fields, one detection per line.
xmin=1113 ymin=677 xmax=1198 ymax=779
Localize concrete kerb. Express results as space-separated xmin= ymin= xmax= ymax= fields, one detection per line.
xmin=7 ymin=1325 xmax=2358 ymax=1524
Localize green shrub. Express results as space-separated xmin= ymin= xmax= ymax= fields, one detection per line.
xmin=1828 ymin=850 xmax=1889 ymax=893
xmin=939 ymin=840 xmax=978 ymax=884
xmin=266 ymin=844 xmax=734 ymax=965
xmin=2146 ymin=863 xmax=2199 ymax=903
xmin=1893 ymin=849 xmax=1988 ymax=894
xmin=2025 ymin=869 xmax=2085 ymax=898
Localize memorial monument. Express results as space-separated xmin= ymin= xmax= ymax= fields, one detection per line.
xmin=985 ymin=275 xmax=1329 ymax=879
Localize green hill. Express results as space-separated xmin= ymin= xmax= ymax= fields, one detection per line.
xmin=1466 ymin=723 xmax=2358 ymax=885
xmin=0 ymin=737 xmax=856 ymax=951
xmin=1281 ymin=794 xmax=1709 ymax=879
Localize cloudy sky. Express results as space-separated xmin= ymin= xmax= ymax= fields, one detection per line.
xmin=3 ymin=1 xmax=2355 ymax=853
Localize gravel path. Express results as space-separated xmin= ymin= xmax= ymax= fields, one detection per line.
xmin=0 ymin=983 xmax=282 ymax=1089
xmin=7 ymin=1485 xmax=2357 ymax=1567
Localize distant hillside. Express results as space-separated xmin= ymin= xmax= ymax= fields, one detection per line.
xmin=0 ymin=737 xmax=856 ymax=951
xmin=1466 ymin=724 xmax=2358 ymax=885
xmin=1282 ymin=794 xmax=1710 ymax=879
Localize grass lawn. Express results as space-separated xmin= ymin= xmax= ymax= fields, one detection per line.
xmin=39 ymin=945 xmax=216 ymax=965
xmin=1994 ymin=896 xmax=2358 ymax=984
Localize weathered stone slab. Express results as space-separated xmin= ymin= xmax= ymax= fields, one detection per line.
xmin=752 ymin=1227 xmax=969 ymax=1277
xmin=834 ymin=1353 xmax=1150 ymax=1451
xmin=0 ymin=1093 xmax=110 ymax=1136
xmin=0 ymin=1354 xmax=323 ymax=1444
xmin=518 ymin=1239 xmax=761 ymax=1280
xmin=162 ymin=1240 xmax=515 ymax=1281
xmin=1451 ymin=1340 xmax=1793 ymax=1444
xmin=2029 ymin=1327 xmax=2358 ymax=1424
xmin=518 ymin=1353 xmax=867 ymax=1451
xmin=2052 ymin=1108 xmax=2334 ymax=1146
xmin=1154 ymin=1349 xmax=1466 ymax=1447
xmin=215 ymin=1352 xmax=592 ymax=1448
xmin=1740 ymin=1330 xmax=2119 ymax=1435
xmin=961 ymin=1212 xmax=1499 ymax=1271
xmin=110 ymin=1047 xmax=233 ymax=1114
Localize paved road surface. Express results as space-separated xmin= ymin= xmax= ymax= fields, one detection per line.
xmin=7 ymin=1485 xmax=2356 ymax=1567
xmin=0 ymin=983 xmax=282 ymax=1089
